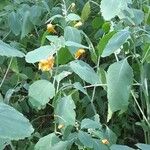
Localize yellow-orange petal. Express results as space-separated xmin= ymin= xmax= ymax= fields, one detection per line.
xmin=47 ymin=23 xmax=57 ymax=33
xmin=38 ymin=56 xmax=54 ymax=72
xmin=102 ymin=139 xmax=109 ymax=145
xmin=75 ymin=48 xmax=85 ymax=59
xmin=58 ymin=124 xmax=65 ymax=129
xmin=74 ymin=21 xmax=83 ymax=28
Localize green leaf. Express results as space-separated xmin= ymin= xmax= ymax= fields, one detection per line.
xmin=55 ymin=95 xmax=76 ymax=127
xmin=136 ymin=143 xmax=150 ymax=150
xmin=46 ymin=36 xmax=65 ymax=48
xmin=57 ymin=48 xmax=73 ymax=65
xmin=81 ymin=2 xmax=91 ymax=22
xmin=0 ymin=40 xmax=24 ymax=58
xmin=25 ymin=45 xmax=56 ymax=63
xmin=0 ymin=138 xmax=10 ymax=150
xmin=21 ymin=11 xmax=33 ymax=39
xmin=0 ymin=103 xmax=34 ymax=140
xmin=66 ymin=13 xmax=81 ymax=21
xmin=54 ymin=71 xmax=72 ymax=83
xmin=70 ymin=60 xmax=101 ymax=85
xmin=107 ymin=59 xmax=133 ymax=114
xmin=97 ymin=31 xmax=115 ymax=56
xmin=101 ymin=29 xmax=130 ymax=57
xmin=35 ymin=133 xmax=60 ymax=150
xmin=8 ymin=11 xmax=21 ymax=36
xmin=110 ymin=145 xmax=134 ymax=150
xmin=73 ymin=82 xmax=87 ymax=95
xmin=29 ymin=6 xmax=42 ymax=25
xmin=64 ymin=26 xmax=81 ymax=54
xmin=78 ymin=131 xmax=93 ymax=148
xmin=28 ymin=80 xmax=55 ymax=109
xmin=65 ymin=41 xmax=89 ymax=49
xmin=81 ymin=118 xmax=101 ymax=129
xmin=100 ymin=0 xmax=132 ymax=20
xmin=93 ymin=139 xmax=109 ymax=150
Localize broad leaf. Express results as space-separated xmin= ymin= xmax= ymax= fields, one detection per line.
xmin=110 ymin=145 xmax=134 ymax=150
xmin=55 ymin=96 xmax=76 ymax=127
xmin=35 ymin=133 xmax=69 ymax=150
xmin=65 ymin=41 xmax=89 ymax=49
xmin=100 ymin=0 xmax=132 ymax=20
xmin=21 ymin=11 xmax=33 ymax=39
xmin=93 ymin=139 xmax=109 ymax=150
xmin=78 ymin=131 xmax=93 ymax=148
xmin=107 ymin=59 xmax=133 ymax=114
xmin=70 ymin=60 xmax=101 ymax=85
xmin=0 ymin=40 xmax=24 ymax=58
xmin=0 ymin=138 xmax=10 ymax=150
xmin=8 ymin=11 xmax=21 ymax=36
xmin=66 ymin=13 xmax=81 ymax=21
xmin=35 ymin=133 xmax=60 ymax=150
xmin=81 ymin=2 xmax=91 ymax=22
xmin=54 ymin=71 xmax=72 ymax=83
xmin=28 ymin=80 xmax=55 ymax=109
xmin=136 ymin=143 xmax=150 ymax=150
xmin=81 ymin=118 xmax=101 ymax=129
xmin=64 ymin=26 xmax=81 ymax=54
xmin=97 ymin=31 xmax=115 ymax=56
xmin=25 ymin=45 xmax=56 ymax=63
xmin=46 ymin=36 xmax=65 ymax=47
xmin=73 ymin=82 xmax=87 ymax=95
xmin=0 ymin=103 xmax=34 ymax=140
xmin=101 ymin=29 xmax=130 ymax=57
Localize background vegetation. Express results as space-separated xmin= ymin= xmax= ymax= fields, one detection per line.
xmin=0 ymin=0 xmax=150 ymax=149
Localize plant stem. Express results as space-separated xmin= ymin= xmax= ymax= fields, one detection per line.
xmin=131 ymin=90 xmax=150 ymax=127
xmin=0 ymin=57 xmax=13 ymax=88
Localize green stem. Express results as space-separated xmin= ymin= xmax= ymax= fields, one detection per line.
xmin=0 ymin=57 xmax=13 ymax=88
xmin=131 ymin=90 xmax=150 ymax=127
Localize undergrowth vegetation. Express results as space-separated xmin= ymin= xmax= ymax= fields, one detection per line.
xmin=0 ymin=0 xmax=150 ymax=149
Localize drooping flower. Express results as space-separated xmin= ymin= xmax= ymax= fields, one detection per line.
xmin=74 ymin=21 xmax=83 ymax=28
xmin=58 ymin=124 xmax=65 ymax=129
xmin=75 ymin=48 xmax=85 ymax=59
xmin=38 ymin=56 xmax=54 ymax=72
xmin=101 ymin=139 xmax=109 ymax=145
xmin=47 ymin=23 xmax=56 ymax=33
xmin=70 ymin=3 xmax=76 ymax=10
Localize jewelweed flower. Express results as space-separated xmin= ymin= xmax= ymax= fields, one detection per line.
xmin=38 ymin=56 xmax=54 ymax=72
xmin=74 ymin=21 xmax=83 ymax=28
xmin=58 ymin=124 xmax=65 ymax=129
xmin=101 ymin=139 xmax=109 ymax=145
xmin=70 ymin=3 xmax=75 ymax=10
xmin=47 ymin=23 xmax=56 ymax=33
xmin=75 ymin=48 xmax=85 ymax=59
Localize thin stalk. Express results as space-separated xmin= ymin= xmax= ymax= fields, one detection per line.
xmin=90 ymin=56 xmax=101 ymax=115
xmin=131 ymin=91 xmax=150 ymax=127
xmin=0 ymin=57 xmax=13 ymax=88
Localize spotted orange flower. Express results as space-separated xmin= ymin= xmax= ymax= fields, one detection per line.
xmin=47 ymin=23 xmax=56 ymax=33
xmin=75 ymin=48 xmax=85 ymax=59
xmin=101 ymin=139 xmax=109 ymax=145
xmin=38 ymin=56 xmax=54 ymax=72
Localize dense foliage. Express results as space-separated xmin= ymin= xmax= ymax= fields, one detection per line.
xmin=0 ymin=0 xmax=150 ymax=149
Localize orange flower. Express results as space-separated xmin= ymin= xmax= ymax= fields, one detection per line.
xmin=101 ymin=139 xmax=109 ymax=145
xmin=47 ymin=23 xmax=56 ymax=33
xmin=74 ymin=21 xmax=83 ymax=28
xmin=75 ymin=48 xmax=85 ymax=59
xmin=38 ymin=56 xmax=54 ymax=72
